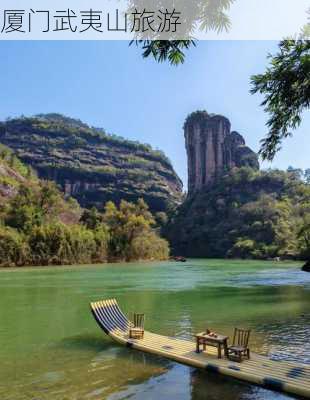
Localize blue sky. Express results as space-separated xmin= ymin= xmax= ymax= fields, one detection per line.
xmin=0 ymin=40 xmax=309 ymax=187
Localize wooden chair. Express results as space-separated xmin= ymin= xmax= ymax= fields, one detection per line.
xmin=227 ymin=328 xmax=251 ymax=362
xmin=129 ymin=313 xmax=145 ymax=339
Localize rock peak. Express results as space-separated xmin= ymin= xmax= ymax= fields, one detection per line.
xmin=184 ymin=111 xmax=259 ymax=194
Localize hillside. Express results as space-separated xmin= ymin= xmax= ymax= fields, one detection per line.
xmin=165 ymin=167 xmax=310 ymax=259
xmin=0 ymin=143 xmax=81 ymax=224
xmin=0 ymin=144 xmax=29 ymax=203
xmin=0 ymin=114 xmax=183 ymax=213
xmin=0 ymin=147 xmax=169 ymax=267
xmin=165 ymin=109 xmax=310 ymax=261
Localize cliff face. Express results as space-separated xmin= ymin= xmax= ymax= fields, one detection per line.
xmin=164 ymin=111 xmax=294 ymax=259
xmin=0 ymin=147 xmax=27 ymax=203
xmin=0 ymin=114 xmax=183 ymax=213
xmin=165 ymin=167 xmax=308 ymax=258
xmin=0 ymin=143 xmax=81 ymax=225
xmin=184 ymin=111 xmax=259 ymax=194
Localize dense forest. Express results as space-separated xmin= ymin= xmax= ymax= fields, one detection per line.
xmin=0 ymin=145 xmax=169 ymax=267
xmin=166 ymin=167 xmax=310 ymax=260
xmin=1 ymin=113 xmax=309 ymax=267
xmin=0 ymin=114 xmax=183 ymax=214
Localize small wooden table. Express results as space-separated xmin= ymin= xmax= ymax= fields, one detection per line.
xmin=195 ymin=332 xmax=229 ymax=358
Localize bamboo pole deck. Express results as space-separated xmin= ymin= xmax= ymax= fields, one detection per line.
xmin=90 ymin=299 xmax=310 ymax=399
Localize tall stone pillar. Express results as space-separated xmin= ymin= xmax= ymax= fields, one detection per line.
xmin=184 ymin=111 xmax=231 ymax=194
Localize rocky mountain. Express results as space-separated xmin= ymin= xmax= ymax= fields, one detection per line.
xmin=165 ymin=111 xmax=310 ymax=260
xmin=184 ymin=111 xmax=259 ymax=194
xmin=166 ymin=166 xmax=310 ymax=259
xmin=0 ymin=114 xmax=183 ymax=213
xmin=0 ymin=143 xmax=81 ymax=225
xmin=0 ymin=144 xmax=30 ymax=203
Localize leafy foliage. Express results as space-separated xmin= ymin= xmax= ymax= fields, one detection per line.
xmin=102 ymin=198 xmax=169 ymax=261
xmin=251 ymin=40 xmax=310 ymax=160
xmin=297 ymin=216 xmax=310 ymax=260
xmin=0 ymin=159 xmax=169 ymax=266
xmin=129 ymin=0 xmax=234 ymax=65
xmin=0 ymin=227 xmax=29 ymax=267
xmin=28 ymin=223 xmax=97 ymax=266
xmin=0 ymin=114 xmax=182 ymax=213
xmin=4 ymin=182 xmax=65 ymax=233
xmin=131 ymin=40 xmax=196 ymax=65
xmin=166 ymin=167 xmax=310 ymax=259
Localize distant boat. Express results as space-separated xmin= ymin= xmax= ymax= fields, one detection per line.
xmin=302 ymin=260 xmax=310 ymax=272
xmin=172 ymin=256 xmax=187 ymax=262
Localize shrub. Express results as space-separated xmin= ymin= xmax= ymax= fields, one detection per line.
xmin=93 ymin=224 xmax=110 ymax=262
xmin=28 ymin=223 xmax=96 ymax=266
xmin=1 ymin=191 xmax=169 ymax=266
xmin=298 ymin=220 xmax=310 ymax=260
xmin=129 ymin=231 xmax=170 ymax=261
xmin=0 ymin=227 xmax=29 ymax=267
xmin=228 ymin=238 xmax=256 ymax=259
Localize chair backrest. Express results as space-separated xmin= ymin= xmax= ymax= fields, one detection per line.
xmin=232 ymin=328 xmax=251 ymax=348
xmin=133 ymin=313 xmax=145 ymax=329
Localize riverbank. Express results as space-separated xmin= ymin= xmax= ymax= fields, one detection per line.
xmin=0 ymin=257 xmax=303 ymax=270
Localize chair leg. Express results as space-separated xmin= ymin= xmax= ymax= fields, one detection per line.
xmin=247 ymin=349 xmax=250 ymax=359
xmin=196 ymin=339 xmax=200 ymax=353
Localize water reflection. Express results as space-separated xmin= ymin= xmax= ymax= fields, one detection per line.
xmin=0 ymin=260 xmax=308 ymax=399
xmin=257 ymin=315 xmax=310 ymax=364
xmin=190 ymin=368 xmax=292 ymax=400
xmin=106 ymin=362 xmax=293 ymax=400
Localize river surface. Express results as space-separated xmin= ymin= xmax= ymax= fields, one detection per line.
xmin=0 ymin=259 xmax=309 ymax=400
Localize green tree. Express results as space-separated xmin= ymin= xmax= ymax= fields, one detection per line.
xmin=0 ymin=227 xmax=29 ymax=267
xmin=229 ymin=196 xmax=297 ymax=259
xmin=305 ymin=168 xmax=310 ymax=184
xmin=229 ymin=238 xmax=256 ymax=259
xmin=80 ymin=207 xmax=104 ymax=229
xmin=166 ymin=167 xmax=308 ymax=259
xmin=155 ymin=211 xmax=168 ymax=227
xmin=93 ymin=224 xmax=110 ymax=263
xmin=131 ymin=40 xmax=196 ymax=66
xmin=0 ymin=146 xmax=170 ymax=266
xmin=251 ymin=40 xmax=310 ymax=160
xmin=103 ymin=199 xmax=169 ymax=261
xmin=5 ymin=186 xmax=43 ymax=232
xmin=129 ymin=0 xmax=234 ymax=65
xmin=5 ymin=181 xmax=68 ymax=233
xmin=287 ymin=166 xmax=304 ymax=180
xmin=130 ymin=231 xmax=169 ymax=260
xmin=298 ymin=217 xmax=310 ymax=260
xmin=28 ymin=223 xmax=96 ymax=266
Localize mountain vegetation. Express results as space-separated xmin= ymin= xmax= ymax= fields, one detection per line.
xmin=1 ymin=112 xmax=309 ymax=266
xmin=165 ymin=166 xmax=310 ymax=260
xmin=0 ymin=114 xmax=183 ymax=215
xmin=0 ymin=147 xmax=169 ymax=267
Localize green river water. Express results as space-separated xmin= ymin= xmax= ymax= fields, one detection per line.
xmin=0 ymin=259 xmax=309 ymax=400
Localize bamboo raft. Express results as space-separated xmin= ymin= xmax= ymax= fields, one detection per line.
xmin=90 ymin=299 xmax=310 ymax=399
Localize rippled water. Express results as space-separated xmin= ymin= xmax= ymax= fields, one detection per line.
xmin=0 ymin=259 xmax=309 ymax=399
